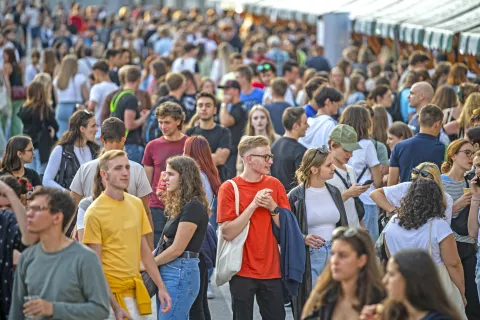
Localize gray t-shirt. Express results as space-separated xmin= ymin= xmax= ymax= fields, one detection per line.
xmin=10 ymin=241 xmax=110 ymax=320
xmin=69 ymin=158 xmax=152 ymax=198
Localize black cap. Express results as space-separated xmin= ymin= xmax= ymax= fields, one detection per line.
xmin=218 ymin=80 xmax=241 ymax=90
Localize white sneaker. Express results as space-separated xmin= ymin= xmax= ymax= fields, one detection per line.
xmin=207 ymin=284 xmax=215 ymax=299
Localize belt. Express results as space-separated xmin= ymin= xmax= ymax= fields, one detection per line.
xmin=179 ymin=251 xmax=199 ymax=258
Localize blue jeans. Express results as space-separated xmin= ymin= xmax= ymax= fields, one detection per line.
xmin=55 ymin=102 xmax=77 ymax=139
xmin=125 ymin=144 xmax=145 ymax=164
xmin=476 ymin=250 xmax=480 ymax=303
xmin=310 ymin=240 xmax=332 ymax=287
xmin=363 ymin=204 xmax=379 ymax=242
xmin=25 ymin=148 xmax=47 ymax=175
xmin=157 ymin=257 xmax=200 ymax=319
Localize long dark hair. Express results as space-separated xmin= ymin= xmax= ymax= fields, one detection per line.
xmin=383 ymin=250 xmax=461 ymax=320
xmin=4 ymin=47 xmax=20 ymax=73
xmin=302 ymin=227 xmax=385 ymax=319
xmin=58 ymin=110 xmax=97 ymax=151
xmin=183 ymin=136 xmax=221 ymax=196
xmin=397 ymin=179 xmax=446 ymax=229
xmin=23 ymin=82 xmax=53 ymax=121
xmin=1 ymin=136 xmax=32 ymax=172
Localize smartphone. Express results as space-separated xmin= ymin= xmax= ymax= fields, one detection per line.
xmin=477 ymin=176 xmax=480 ymax=187
xmin=362 ymin=180 xmax=373 ymax=186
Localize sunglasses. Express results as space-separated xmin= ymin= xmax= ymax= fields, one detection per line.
xmin=257 ymin=64 xmax=272 ymax=72
xmin=332 ymin=226 xmax=359 ymax=238
xmin=249 ymin=153 xmax=274 ymax=162
xmin=411 ymin=168 xmax=433 ymax=179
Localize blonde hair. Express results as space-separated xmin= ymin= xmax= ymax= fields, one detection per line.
xmin=32 ymin=72 xmax=53 ymax=105
xmin=238 ymin=135 xmax=270 ymax=157
xmin=98 ymin=150 xmax=127 ymax=173
xmin=245 ymin=105 xmax=277 ymax=144
xmin=458 ymin=92 xmax=480 ymax=129
xmin=55 ymin=55 xmax=78 ymax=90
xmin=441 ymin=139 xmax=473 ymax=173
xmin=295 ymin=147 xmax=330 ymax=187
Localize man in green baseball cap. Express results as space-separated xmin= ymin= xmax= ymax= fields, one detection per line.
xmin=328 ymin=124 xmax=362 ymax=152
xmin=327 ymin=124 xmax=368 ymax=228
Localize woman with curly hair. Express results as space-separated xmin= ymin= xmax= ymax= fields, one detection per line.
xmin=383 ymin=179 xmax=467 ymax=319
xmin=441 ymin=139 xmax=480 ymax=318
xmin=301 ymin=227 xmax=385 ymax=320
xmin=154 ymin=156 xmax=209 ymax=319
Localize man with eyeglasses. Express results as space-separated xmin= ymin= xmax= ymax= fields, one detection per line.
xmin=217 ymin=135 xmax=290 ymax=320
xmin=9 ymin=187 xmax=110 ymax=320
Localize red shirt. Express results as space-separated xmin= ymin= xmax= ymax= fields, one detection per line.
xmin=142 ymin=136 xmax=188 ymax=208
xmin=217 ymin=175 xmax=290 ymax=279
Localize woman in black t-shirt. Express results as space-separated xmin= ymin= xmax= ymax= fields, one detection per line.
xmin=154 ymin=156 xmax=209 ymax=320
xmin=0 ymin=136 xmax=42 ymax=199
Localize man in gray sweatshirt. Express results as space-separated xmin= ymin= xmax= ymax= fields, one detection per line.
xmin=9 ymin=187 xmax=110 ymax=320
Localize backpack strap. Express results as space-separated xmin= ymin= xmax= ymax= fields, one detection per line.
xmin=357 ymin=166 xmax=369 ymax=183
xmin=109 ymin=89 xmax=134 ymax=137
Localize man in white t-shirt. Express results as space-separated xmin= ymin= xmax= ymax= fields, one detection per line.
xmin=87 ymin=60 xmax=119 ymax=140
xmin=299 ymin=86 xmax=343 ymax=149
xmin=69 ymin=118 xmax=154 ymax=249
xmin=327 ymin=124 xmax=369 ymax=227
xmin=171 ymin=43 xmax=199 ymax=76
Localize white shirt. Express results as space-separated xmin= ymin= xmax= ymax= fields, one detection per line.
xmin=25 ymin=64 xmax=39 ymax=86
xmin=348 ymin=139 xmax=380 ymax=205
xmin=299 ymin=114 xmax=336 ymax=149
xmin=70 ymin=158 xmax=152 ymax=199
xmin=54 ymin=73 xmax=87 ymax=103
xmin=382 ymin=182 xmax=453 ymax=225
xmin=384 ymin=216 xmax=452 ymax=264
xmin=171 ymin=56 xmax=197 ymax=74
xmin=328 ymin=165 xmax=360 ymax=227
xmin=43 ymin=145 xmax=94 ymax=190
xmin=78 ymin=57 xmax=98 ymax=76
xmin=305 ymin=186 xmax=340 ymax=241
xmin=26 ymin=6 xmax=41 ymax=27
xmin=89 ymin=81 xmax=119 ymax=137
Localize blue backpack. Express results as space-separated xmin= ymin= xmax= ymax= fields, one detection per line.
xmin=143 ymin=104 xmax=162 ymax=144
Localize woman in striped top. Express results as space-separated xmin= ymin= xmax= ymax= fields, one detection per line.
xmin=441 ymin=139 xmax=480 ymax=319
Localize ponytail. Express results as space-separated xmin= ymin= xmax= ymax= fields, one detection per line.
xmin=93 ymin=166 xmax=104 ymax=200
xmin=441 ymin=160 xmax=453 ymax=174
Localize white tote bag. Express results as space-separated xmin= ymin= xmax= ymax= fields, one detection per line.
xmin=215 ymin=179 xmax=250 ymax=286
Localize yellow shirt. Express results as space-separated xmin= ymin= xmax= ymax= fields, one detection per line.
xmin=83 ymin=192 xmax=152 ymax=281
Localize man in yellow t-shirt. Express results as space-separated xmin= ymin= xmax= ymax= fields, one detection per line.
xmin=83 ymin=150 xmax=171 ymax=319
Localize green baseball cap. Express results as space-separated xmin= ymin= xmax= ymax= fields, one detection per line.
xmin=329 ymin=125 xmax=362 ymax=152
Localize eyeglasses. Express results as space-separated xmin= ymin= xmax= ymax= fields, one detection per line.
xmin=26 ymin=205 xmax=50 ymax=213
xmin=332 ymin=226 xmax=359 ymax=238
xmin=457 ymin=150 xmax=475 ymax=158
xmin=412 ymin=168 xmax=434 ymax=179
xmin=249 ymin=153 xmax=274 ymax=162
xmin=257 ymin=64 xmax=272 ymax=72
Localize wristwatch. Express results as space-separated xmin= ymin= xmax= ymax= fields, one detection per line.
xmin=270 ymin=206 xmax=281 ymax=216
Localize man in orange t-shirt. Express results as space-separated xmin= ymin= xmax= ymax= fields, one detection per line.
xmin=217 ymin=135 xmax=290 ymax=320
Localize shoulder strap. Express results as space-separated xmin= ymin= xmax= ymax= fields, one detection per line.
xmin=109 ymin=89 xmax=134 ymax=114
xmin=428 ymin=219 xmax=433 ymax=256
xmin=334 ymin=169 xmax=349 ymax=189
xmin=357 ymin=166 xmax=369 ymax=183
xmin=228 ymin=179 xmax=240 ymax=216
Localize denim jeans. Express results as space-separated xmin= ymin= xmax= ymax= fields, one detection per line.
xmin=55 ymin=102 xmax=77 ymax=139
xmin=150 ymin=207 xmax=167 ymax=246
xmin=25 ymin=148 xmax=47 ymax=175
xmin=363 ymin=204 xmax=379 ymax=242
xmin=310 ymin=240 xmax=332 ymax=287
xmin=157 ymin=257 xmax=200 ymax=320
xmin=125 ymin=144 xmax=145 ymax=164
xmin=476 ymin=250 xmax=480 ymax=303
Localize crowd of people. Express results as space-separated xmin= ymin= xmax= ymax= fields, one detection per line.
xmin=1 ymin=1 xmax=480 ymax=320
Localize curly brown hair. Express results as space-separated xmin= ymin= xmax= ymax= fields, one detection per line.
xmin=162 ymin=156 xmax=209 ymax=218
xmin=397 ymin=179 xmax=446 ymax=230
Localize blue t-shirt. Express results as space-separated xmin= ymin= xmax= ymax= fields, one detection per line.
xmin=408 ymin=114 xmax=450 ymax=146
xmin=304 ymin=104 xmax=316 ymax=118
xmin=390 ymin=133 xmax=445 ymax=183
xmin=240 ymin=88 xmax=264 ymax=111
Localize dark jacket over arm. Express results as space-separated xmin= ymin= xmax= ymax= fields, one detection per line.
xmin=287 ymin=183 xmax=348 ymax=320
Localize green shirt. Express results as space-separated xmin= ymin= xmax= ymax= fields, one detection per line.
xmin=10 ymin=241 xmax=109 ymax=320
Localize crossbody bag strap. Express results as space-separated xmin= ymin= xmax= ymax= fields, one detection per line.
xmin=334 ymin=169 xmax=349 ymax=189
xmin=428 ymin=219 xmax=433 ymax=256
xmin=357 ymin=166 xmax=369 ymax=183
xmin=228 ymin=179 xmax=240 ymax=216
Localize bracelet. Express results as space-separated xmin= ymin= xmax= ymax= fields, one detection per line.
xmin=472 ymin=198 xmax=480 ymax=201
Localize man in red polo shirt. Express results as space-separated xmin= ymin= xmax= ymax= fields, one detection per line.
xmin=217 ymin=135 xmax=289 ymax=320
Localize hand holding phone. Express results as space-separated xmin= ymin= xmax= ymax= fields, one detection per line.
xmin=362 ymin=180 xmax=373 ymax=186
